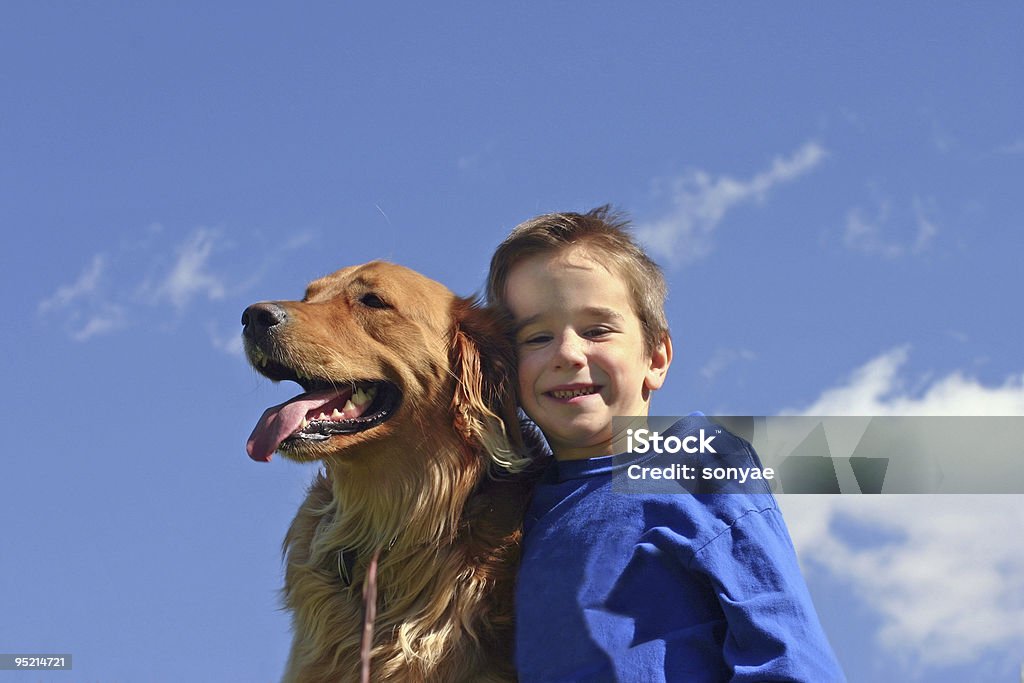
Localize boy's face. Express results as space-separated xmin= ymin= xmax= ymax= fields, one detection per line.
xmin=504 ymin=246 xmax=670 ymax=460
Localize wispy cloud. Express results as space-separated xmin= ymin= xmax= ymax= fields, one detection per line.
xmin=843 ymin=203 xmax=903 ymax=259
xmin=283 ymin=230 xmax=316 ymax=251
xmin=38 ymin=226 xmax=239 ymax=343
xmin=38 ymin=255 xmax=129 ymax=340
xmin=910 ymin=198 xmax=937 ymax=253
xmin=842 ymin=197 xmax=937 ymax=259
xmin=778 ymin=347 xmax=1024 ymax=671
xmin=456 ymin=141 xmax=497 ymax=172
xmin=208 ymin=322 xmax=244 ymax=356
xmin=996 ymin=137 xmax=1024 ymax=155
xmin=38 ymin=254 xmax=107 ymax=314
xmin=71 ymin=304 xmax=127 ymax=341
xmin=700 ymin=347 xmax=757 ymax=382
xmin=636 ymin=142 xmax=827 ymax=262
xmin=149 ymin=228 xmax=227 ymax=311
xmin=928 ymin=117 xmax=955 ymax=154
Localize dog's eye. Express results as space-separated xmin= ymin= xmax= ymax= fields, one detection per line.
xmin=359 ymin=293 xmax=391 ymax=309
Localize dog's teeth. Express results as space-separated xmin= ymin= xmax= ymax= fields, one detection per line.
xmin=353 ymin=388 xmax=369 ymax=406
xmin=332 ymin=408 xmax=343 ymax=418
xmin=343 ymin=399 xmax=356 ymax=413
xmin=300 ymin=417 xmax=309 ymax=429
xmin=317 ymin=412 xmax=327 ymax=421
xmin=367 ymin=386 xmax=377 ymax=398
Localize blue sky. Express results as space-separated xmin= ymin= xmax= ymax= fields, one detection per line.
xmin=3 ymin=3 xmax=1023 ymax=681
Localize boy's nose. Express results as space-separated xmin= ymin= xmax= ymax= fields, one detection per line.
xmin=552 ymin=333 xmax=586 ymax=368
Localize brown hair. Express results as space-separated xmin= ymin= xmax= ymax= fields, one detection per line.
xmin=486 ymin=205 xmax=669 ymax=355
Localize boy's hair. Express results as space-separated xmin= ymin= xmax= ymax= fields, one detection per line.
xmin=487 ymin=205 xmax=669 ymax=355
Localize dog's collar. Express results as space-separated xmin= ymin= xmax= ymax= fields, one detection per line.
xmin=337 ymin=547 xmax=359 ymax=587
xmin=336 ymin=536 xmax=400 ymax=588
xmin=333 ymin=545 xmax=385 ymax=683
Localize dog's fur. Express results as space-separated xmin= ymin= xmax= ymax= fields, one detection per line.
xmin=242 ymin=262 xmax=538 ymax=682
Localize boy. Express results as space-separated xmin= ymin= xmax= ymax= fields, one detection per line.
xmin=487 ymin=207 xmax=844 ymax=682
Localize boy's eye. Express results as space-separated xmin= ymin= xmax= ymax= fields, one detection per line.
xmin=584 ymin=327 xmax=612 ymax=338
xmin=521 ymin=334 xmax=552 ymax=345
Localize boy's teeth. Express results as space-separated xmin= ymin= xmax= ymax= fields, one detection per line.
xmin=552 ymin=387 xmax=598 ymax=399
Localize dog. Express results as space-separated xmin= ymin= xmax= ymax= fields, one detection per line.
xmin=242 ymin=261 xmax=540 ymax=683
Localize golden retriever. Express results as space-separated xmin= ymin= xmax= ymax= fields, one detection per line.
xmin=242 ymin=261 xmax=537 ymax=683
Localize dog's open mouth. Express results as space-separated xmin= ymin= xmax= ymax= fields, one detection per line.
xmin=246 ymin=352 xmax=401 ymax=462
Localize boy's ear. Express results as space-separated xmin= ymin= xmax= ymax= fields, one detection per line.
xmin=644 ymin=334 xmax=672 ymax=392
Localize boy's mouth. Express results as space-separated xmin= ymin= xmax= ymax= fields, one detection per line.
xmin=546 ymin=385 xmax=602 ymax=400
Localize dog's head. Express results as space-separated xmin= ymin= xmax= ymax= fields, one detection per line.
xmin=243 ymin=261 xmax=526 ymax=473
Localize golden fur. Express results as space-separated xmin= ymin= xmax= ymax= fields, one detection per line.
xmin=242 ymin=262 xmax=537 ymax=682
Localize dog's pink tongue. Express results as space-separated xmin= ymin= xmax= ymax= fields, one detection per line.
xmin=246 ymin=390 xmax=342 ymax=462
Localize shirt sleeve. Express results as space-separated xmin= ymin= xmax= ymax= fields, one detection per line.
xmin=691 ymin=505 xmax=846 ymax=683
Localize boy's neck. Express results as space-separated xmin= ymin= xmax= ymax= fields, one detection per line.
xmin=551 ymin=415 xmax=651 ymax=461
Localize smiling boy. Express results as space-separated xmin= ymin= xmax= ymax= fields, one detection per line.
xmin=488 ymin=207 xmax=844 ymax=682
xmin=501 ymin=238 xmax=668 ymax=460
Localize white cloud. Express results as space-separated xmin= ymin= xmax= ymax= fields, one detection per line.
xmin=996 ymin=138 xmax=1024 ymax=155
xmin=37 ymin=255 xmax=129 ymax=341
xmin=38 ymin=225 xmax=238 ymax=342
xmin=842 ymin=203 xmax=903 ymax=259
xmin=929 ymin=118 xmax=955 ymax=154
xmin=778 ymin=347 xmax=1024 ymax=670
xmin=911 ymin=198 xmax=938 ymax=253
xmin=208 ymin=323 xmax=244 ymax=356
xmin=151 ymin=228 xmax=227 ymax=311
xmin=38 ymin=254 xmax=107 ymax=314
xmin=456 ymin=141 xmax=496 ymax=171
xmin=842 ymin=198 xmax=938 ymax=259
xmin=71 ymin=305 xmax=127 ymax=341
xmin=945 ymin=329 xmax=969 ymax=344
xmin=283 ymin=230 xmax=316 ymax=251
xmin=785 ymin=346 xmax=1024 ymax=416
xmin=781 ymin=494 xmax=1024 ymax=670
xmin=700 ymin=347 xmax=757 ymax=382
xmin=636 ymin=142 xmax=827 ymax=262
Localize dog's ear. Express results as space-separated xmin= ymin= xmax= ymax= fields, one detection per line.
xmin=449 ymin=298 xmax=530 ymax=472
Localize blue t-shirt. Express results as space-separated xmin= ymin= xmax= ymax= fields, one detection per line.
xmin=515 ymin=416 xmax=845 ymax=682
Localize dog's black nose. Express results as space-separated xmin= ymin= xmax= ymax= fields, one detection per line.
xmin=242 ymin=302 xmax=288 ymax=338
